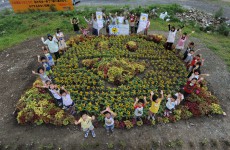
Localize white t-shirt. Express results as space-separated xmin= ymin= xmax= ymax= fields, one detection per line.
xmin=175 ymin=93 xmax=184 ymax=101
xmin=189 ymin=73 xmax=199 ymax=81
xmin=42 ymin=37 xmax=59 ymax=53
xmin=105 ymin=116 xmax=114 ymax=126
xmin=134 ymin=106 xmax=144 ymax=117
xmin=62 ymin=94 xmax=73 ymax=106
xmin=166 ymin=98 xmax=178 ymax=110
xmin=49 ymin=89 xmax=61 ymax=99
xmin=117 ymin=16 xmax=124 ymax=24
xmin=167 ymin=30 xmax=177 ymax=43
xmin=39 ymin=73 xmax=50 ymax=82
xmin=92 ymin=20 xmax=98 ymax=29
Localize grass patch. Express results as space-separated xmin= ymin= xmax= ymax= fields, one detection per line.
xmin=0 ymin=4 xmax=229 ymax=70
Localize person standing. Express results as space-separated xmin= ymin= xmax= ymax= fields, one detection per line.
xmin=41 ymin=34 xmax=60 ymax=59
xmin=70 ymin=17 xmax=80 ymax=34
xmin=56 ymin=28 xmax=67 ymax=53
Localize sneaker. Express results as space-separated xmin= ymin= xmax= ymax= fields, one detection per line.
xmin=147 ymin=116 xmax=150 ymax=120
xmin=84 ymin=131 xmax=89 ymax=138
xmin=92 ymin=131 xmax=96 ymax=138
xmin=151 ymin=116 xmax=155 ymax=120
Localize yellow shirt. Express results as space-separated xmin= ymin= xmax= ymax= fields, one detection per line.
xmin=79 ymin=116 xmax=92 ymax=129
xmin=149 ymin=98 xmax=162 ymax=113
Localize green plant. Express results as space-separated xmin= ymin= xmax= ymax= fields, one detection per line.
xmin=217 ymin=23 xmax=230 ymax=36
xmin=200 ymin=138 xmax=208 ymax=146
xmin=214 ymin=7 xmax=223 ymax=19
xmin=107 ymin=142 xmax=114 ymax=149
xmin=210 ymin=103 xmax=223 ymax=114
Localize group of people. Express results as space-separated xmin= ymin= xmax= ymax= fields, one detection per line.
xmin=31 ymin=12 xmax=210 ymax=138
xmin=70 ymin=12 xmax=151 ymax=36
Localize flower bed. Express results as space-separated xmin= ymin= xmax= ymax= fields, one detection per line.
xmin=15 ymin=35 xmax=224 ymax=128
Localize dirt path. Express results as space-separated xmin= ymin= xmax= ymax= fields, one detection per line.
xmin=0 ymin=31 xmax=230 ymax=149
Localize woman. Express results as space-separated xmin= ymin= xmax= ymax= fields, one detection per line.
xmin=70 ymin=17 xmax=80 ymax=34
xmin=56 ymin=28 xmax=67 ymax=53
xmin=92 ymin=14 xmax=98 ymax=36
xmin=41 ymin=34 xmax=60 ymax=59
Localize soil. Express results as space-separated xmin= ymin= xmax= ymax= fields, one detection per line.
xmin=0 ymin=28 xmax=229 ymax=149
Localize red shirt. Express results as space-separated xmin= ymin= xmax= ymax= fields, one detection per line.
xmin=190 ymin=58 xmax=200 ymax=66
xmin=184 ymin=81 xmax=196 ymax=94
xmin=134 ymin=104 xmax=145 ymax=109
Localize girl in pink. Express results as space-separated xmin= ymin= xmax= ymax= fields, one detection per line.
xmin=176 ymin=31 xmax=195 ymax=55
xmin=80 ymin=27 xmax=89 ymax=37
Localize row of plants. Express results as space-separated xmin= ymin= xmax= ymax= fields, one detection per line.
xmin=15 ymin=35 xmax=224 ymax=127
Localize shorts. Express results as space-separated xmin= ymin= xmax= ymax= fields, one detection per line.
xmin=48 ymin=61 xmax=55 ymax=66
xmin=82 ymin=125 xmax=94 ymax=132
xmin=105 ymin=124 xmax=114 ymax=130
xmin=64 ymin=102 xmax=75 ymax=109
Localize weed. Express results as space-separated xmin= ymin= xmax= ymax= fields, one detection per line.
xmin=214 ymin=7 xmax=223 ymax=19
xmin=210 ymin=139 xmax=218 ymax=147
xmin=200 ymin=138 xmax=208 ymax=147
xmin=119 ymin=140 xmax=126 ymax=149
xmin=152 ymin=141 xmax=160 ymax=149
xmin=107 ymin=142 xmax=114 ymax=149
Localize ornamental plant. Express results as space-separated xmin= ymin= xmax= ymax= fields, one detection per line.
xmin=15 ymin=35 xmax=224 ymax=128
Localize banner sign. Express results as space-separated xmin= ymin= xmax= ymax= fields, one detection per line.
xmin=118 ymin=24 xmax=129 ymax=35
xmin=9 ymin=0 xmax=73 ymax=13
xmin=109 ymin=24 xmax=129 ymax=35
xmin=96 ymin=11 xmax=104 ymax=32
xmin=137 ymin=13 xmax=148 ymax=33
xmin=109 ymin=25 xmax=119 ymax=35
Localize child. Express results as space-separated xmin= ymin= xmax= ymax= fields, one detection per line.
xmin=184 ymin=50 xmax=195 ymax=67
xmin=188 ymin=69 xmax=210 ymax=81
xmin=164 ymin=95 xmax=180 ymax=117
xmin=148 ymin=90 xmax=164 ymax=120
xmin=174 ymin=90 xmax=184 ymax=103
xmin=70 ymin=17 xmax=80 ymax=34
xmin=183 ymin=42 xmax=195 ymax=60
xmin=175 ymin=31 xmax=195 ymax=55
xmin=133 ymin=97 xmax=147 ymax=121
xmin=84 ymin=16 xmax=93 ymax=33
xmin=37 ymin=55 xmax=52 ymax=76
xmin=75 ymin=110 xmax=96 ymax=138
xmin=188 ymin=54 xmax=204 ymax=72
xmin=48 ymin=83 xmax=63 ymax=107
xmin=32 ymin=67 xmax=51 ymax=85
xmin=144 ymin=18 xmax=150 ymax=35
xmin=105 ymin=20 xmax=110 ymax=36
xmin=183 ymin=78 xmax=197 ymax=98
xmin=42 ymin=46 xmax=55 ymax=67
xmin=134 ymin=16 xmax=139 ymax=34
xmin=41 ymin=34 xmax=60 ymax=59
xmin=56 ymin=28 xmax=67 ymax=53
xmin=80 ymin=27 xmax=89 ymax=37
xmin=101 ymin=106 xmax=117 ymax=135
xmin=109 ymin=12 xmax=118 ymax=25
xmin=130 ymin=14 xmax=135 ymax=34
xmin=59 ymin=86 xmax=76 ymax=115
xmin=166 ymin=24 xmax=184 ymax=50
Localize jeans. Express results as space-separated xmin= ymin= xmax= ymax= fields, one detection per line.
xmin=105 ymin=124 xmax=114 ymax=131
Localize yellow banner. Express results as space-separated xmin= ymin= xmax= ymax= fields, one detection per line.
xmin=9 ymin=0 xmax=74 ymax=13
